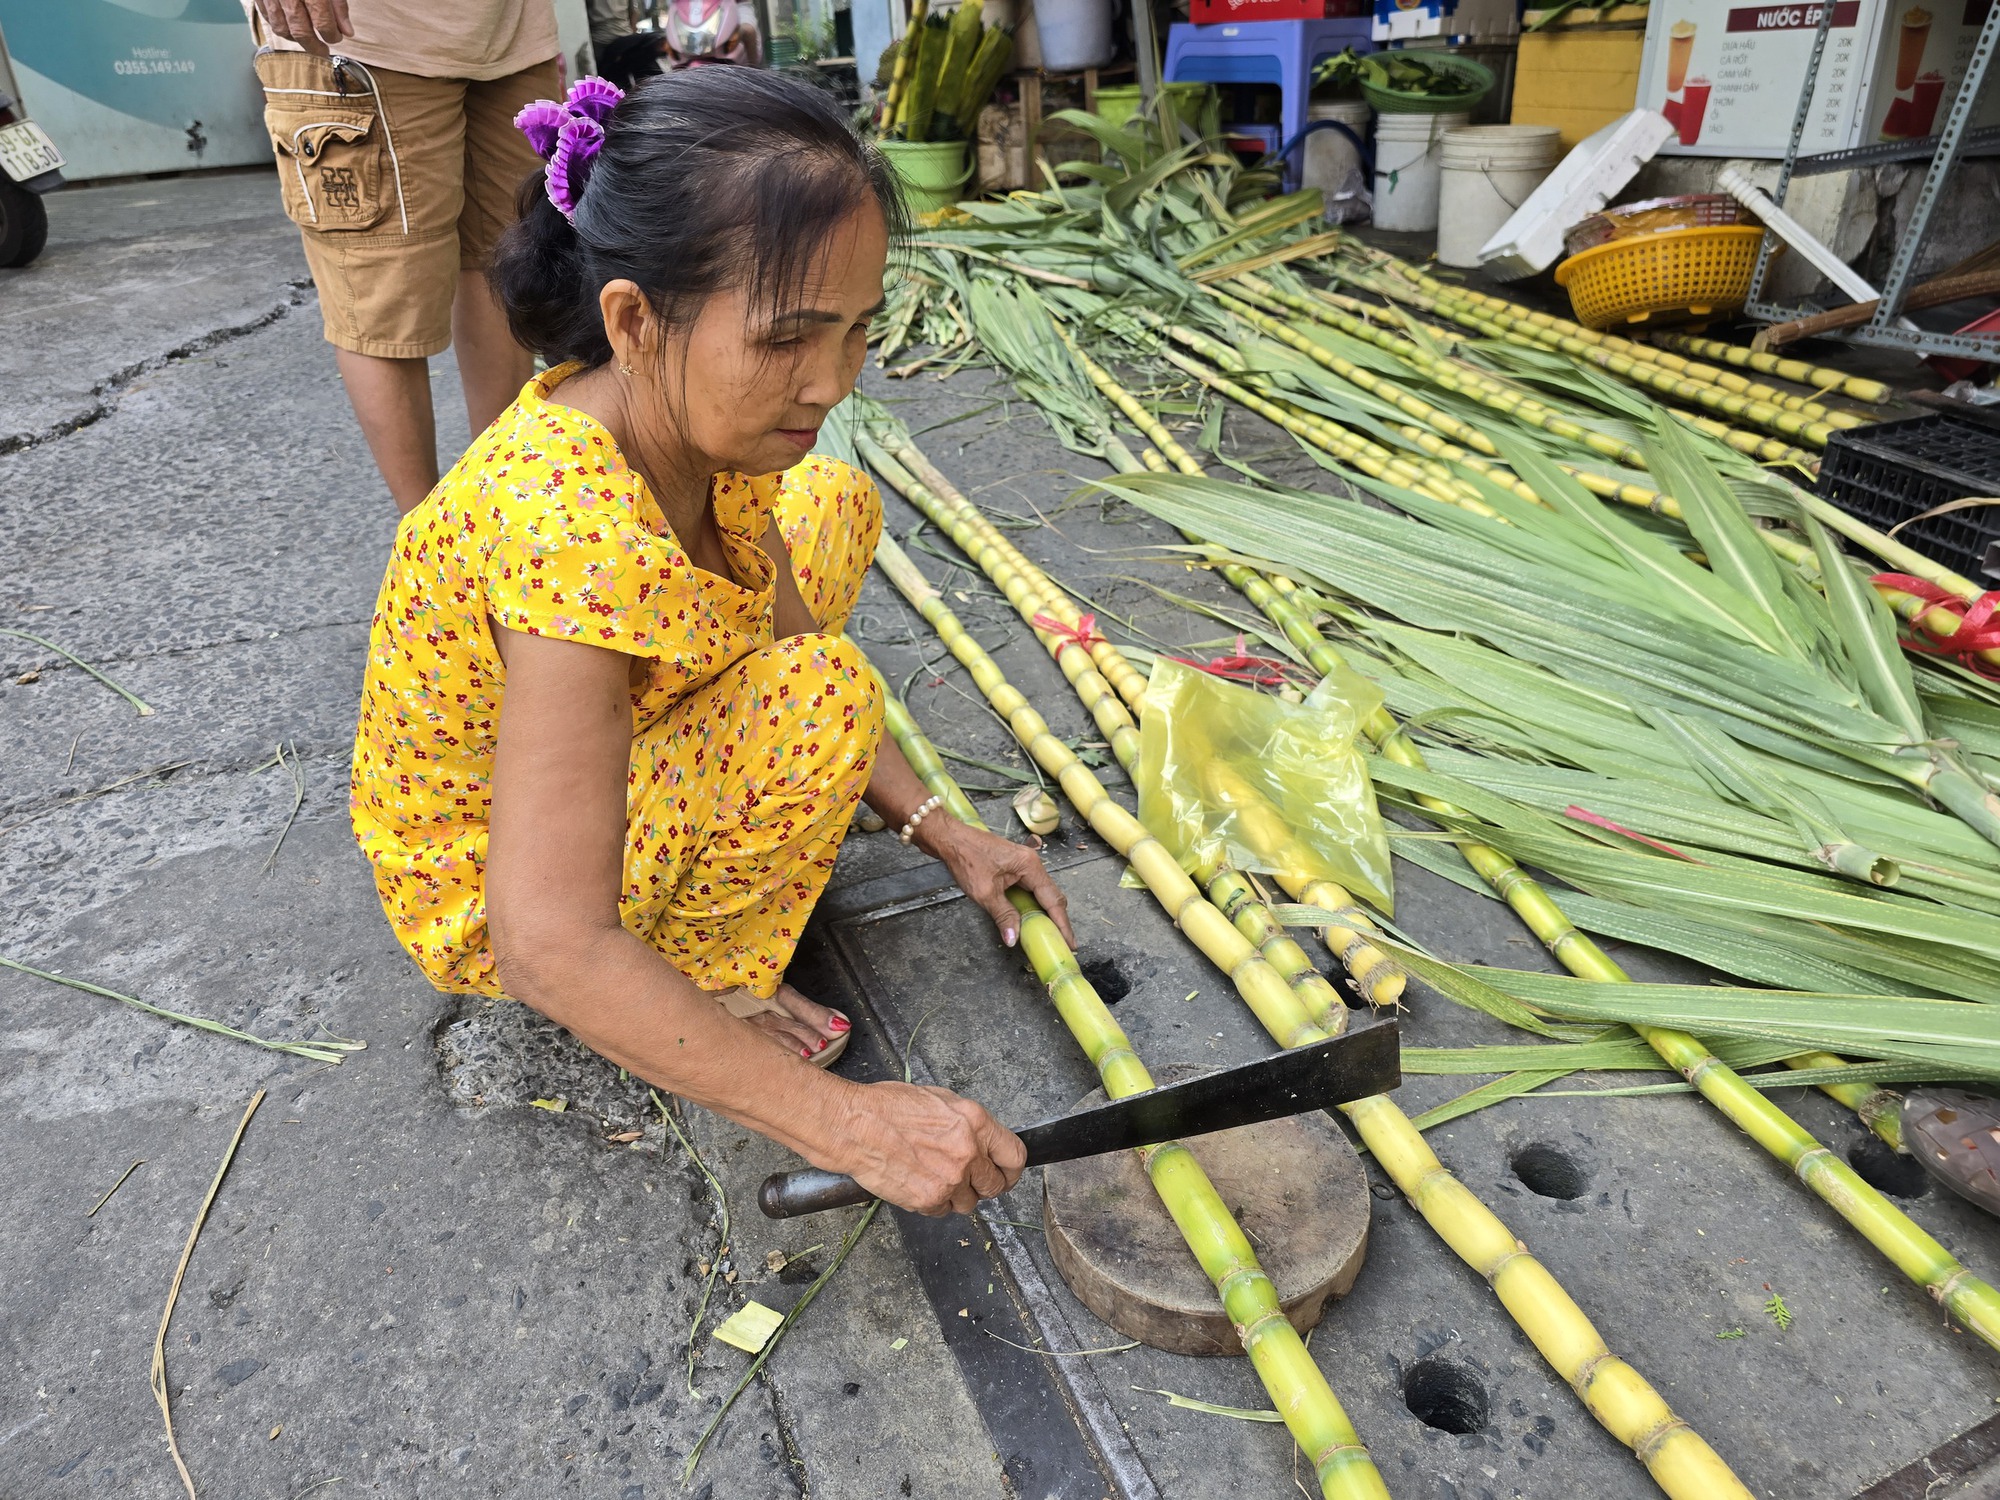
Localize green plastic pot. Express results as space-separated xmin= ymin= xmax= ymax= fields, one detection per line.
xmin=879 ymin=138 xmax=975 ymax=216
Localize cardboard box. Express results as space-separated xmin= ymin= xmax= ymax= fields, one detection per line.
xmin=1512 ymin=29 xmax=1647 ymax=147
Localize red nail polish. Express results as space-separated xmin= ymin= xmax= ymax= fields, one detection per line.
xmin=828 ymin=1015 xmax=850 ymax=1033
xmin=800 ymin=1046 xmax=812 ymax=1059
xmin=815 ymin=1038 xmax=828 ymax=1053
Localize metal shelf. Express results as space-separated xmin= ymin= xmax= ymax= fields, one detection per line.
xmin=1743 ymin=3 xmax=2000 ymax=361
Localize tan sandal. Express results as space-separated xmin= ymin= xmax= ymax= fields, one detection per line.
xmin=713 ymin=986 xmax=851 ymax=1069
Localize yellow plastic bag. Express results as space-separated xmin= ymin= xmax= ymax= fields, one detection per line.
xmin=1137 ymin=657 xmax=1394 ymax=914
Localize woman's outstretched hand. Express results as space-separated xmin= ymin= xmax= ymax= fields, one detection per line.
xmin=833 ymin=1080 xmax=1026 ymax=1215
xmin=923 ymin=816 xmax=1077 ymax=950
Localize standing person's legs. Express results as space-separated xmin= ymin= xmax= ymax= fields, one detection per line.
xmin=254 ymin=52 xmax=469 ymax=513
xmin=331 ymin=347 xmax=438 ymax=512
xmin=457 ymin=60 xmax=561 ymax=438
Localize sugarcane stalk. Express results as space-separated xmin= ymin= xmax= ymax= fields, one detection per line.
xmin=879 ymin=684 xmax=1387 ymax=1500
xmin=872 ymin=426 xmax=1150 ymax=709
xmin=874 ymin=534 xmax=1331 ymax=1053
xmin=859 ymin=427 xmax=1401 ymax=1013
xmin=881 ymin=0 xmax=929 ymax=132
xmin=1235 ymin=275 xmax=1824 ymax=473
xmin=1647 ymin=334 xmax=1891 ymax=409
xmin=1135 ymin=319 xmax=1486 ymax=511
xmin=1232 ymin=278 xmax=1656 ymax=470
xmin=1201 ymin=276 xmax=2000 ymax=681
xmin=1342 ymin=247 xmax=1873 ymax=428
xmin=1322 ymin=269 xmax=1838 ymax=463
xmin=878 ymin=486 xmax=1751 ymax=1500
xmin=1785 ymin=1053 xmax=1904 ymax=1150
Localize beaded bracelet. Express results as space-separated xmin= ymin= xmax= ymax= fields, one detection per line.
xmin=898 ymin=794 xmax=946 ymax=845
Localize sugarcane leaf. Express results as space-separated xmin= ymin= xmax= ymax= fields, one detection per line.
xmin=1804 ymin=511 xmax=1928 ymax=744
xmin=1404 ymin=1071 xmax=1576 ymax=1130
xmin=1488 ymin=428 xmax=1785 ymax=651
xmin=1642 ymin=416 xmax=1814 ymax=663
xmin=1453 ymin=963 xmax=2000 ymax=1075
xmin=1642 ymin=707 xmax=1899 ymax=885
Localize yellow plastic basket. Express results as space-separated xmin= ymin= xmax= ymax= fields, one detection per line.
xmin=1554 ymin=225 xmax=1767 ymax=331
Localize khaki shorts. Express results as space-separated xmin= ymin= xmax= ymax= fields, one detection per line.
xmin=254 ymin=49 xmax=560 ymax=359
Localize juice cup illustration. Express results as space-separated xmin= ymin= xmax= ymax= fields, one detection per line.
xmin=1909 ymin=70 xmax=1946 ymax=134
xmin=1667 ymin=19 xmax=1697 ymax=92
xmin=1678 ymin=76 xmax=1711 ymax=145
xmin=1895 ymin=7 xmax=1931 ymax=91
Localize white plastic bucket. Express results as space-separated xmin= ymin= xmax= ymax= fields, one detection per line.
xmin=1032 ymin=0 xmax=1113 ymax=70
xmin=1302 ymin=101 xmax=1373 ymax=205
xmin=1370 ymin=111 xmax=1469 ymax=234
xmin=1436 ymin=125 xmax=1564 ymax=268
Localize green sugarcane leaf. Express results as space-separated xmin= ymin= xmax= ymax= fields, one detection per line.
xmin=1489 ymin=429 xmax=1782 ymax=652
xmin=1387 ymin=945 xmax=2000 ymax=1076
xmin=1361 ymin=754 xmax=2000 ymax=960
xmin=1385 ymin=823 xmax=1959 ymax=997
xmin=1643 ymin=707 xmax=1899 ymax=886
xmin=1805 ymin=512 xmax=1929 ymax=744
xmin=1404 ymin=1071 xmax=1576 ymax=1130
xmin=1642 ymin=416 xmax=1814 ymax=663
xmin=1457 ymin=964 xmax=2000 ymax=1071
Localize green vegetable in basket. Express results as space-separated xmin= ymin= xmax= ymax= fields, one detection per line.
xmin=1314 ymin=46 xmax=1482 ymax=99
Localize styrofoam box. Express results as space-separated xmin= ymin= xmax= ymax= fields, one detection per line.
xmin=1477 ymin=108 xmax=1676 ymax=280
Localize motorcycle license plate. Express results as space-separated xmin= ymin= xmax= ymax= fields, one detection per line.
xmin=0 ymin=120 xmax=65 ymax=182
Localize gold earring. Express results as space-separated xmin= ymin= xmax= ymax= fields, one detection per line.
xmin=618 ymin=361 xmax=635 ymax=376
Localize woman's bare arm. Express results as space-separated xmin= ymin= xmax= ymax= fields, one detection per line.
xmin=760 ymin=519 xmax=1076 ymax=948
xmin=485 ymin=627 xmax=1023 ymax=1214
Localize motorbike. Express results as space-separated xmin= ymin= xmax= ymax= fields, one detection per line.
xmin=0 ymin=25 xmax=63 ymax=269
xmin=594 ymin=0 xmax=760 ymax=94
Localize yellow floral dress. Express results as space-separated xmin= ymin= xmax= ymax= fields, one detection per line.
xmin=350 ymin=363 xmax=884 ymax=998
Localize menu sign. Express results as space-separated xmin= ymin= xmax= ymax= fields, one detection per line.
xmin=1860 ymin=0 xmax=2000 ymax=142
xmin=1638 ymin=0 xmax=1891 ymax=155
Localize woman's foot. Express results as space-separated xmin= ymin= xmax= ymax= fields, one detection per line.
xmin=739 ymin=982 xmax=850 ymax=1060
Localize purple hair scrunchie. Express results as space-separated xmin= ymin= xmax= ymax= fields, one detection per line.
xmin=512 ymin=75 xmax=626 ymax=222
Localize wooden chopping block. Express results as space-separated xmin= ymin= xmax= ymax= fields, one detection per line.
xmin=1043 ymin=1091 xmax=1372 ymax=1357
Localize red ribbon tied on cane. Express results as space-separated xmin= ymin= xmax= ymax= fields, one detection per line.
xmin=1162 ymin=634 xmax=1296 ymax=688
xmin=1870 ymin=573 xmax=2000 ymax=679
xmin=1031 ymin=611 xmax=1106 ymax=650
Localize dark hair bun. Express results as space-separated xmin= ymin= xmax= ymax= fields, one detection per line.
xmin=490 ymin=67 xmax=905 ymax=368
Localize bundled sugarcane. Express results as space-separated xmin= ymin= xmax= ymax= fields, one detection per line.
xmin=1010 ymin=294 xmax=2000 ymax=1311
xmin=927 ymin=0 xmax=983 ymax=129
xmin=886 ymin=0 xmax=1012 ymax=141
xmin=948 ymin=24 xmax=1015 ymax=136
xmin=879 ymin=0 xmax=928 ymax=131
xmin=896 ymin=12 xmax=948 ymax=141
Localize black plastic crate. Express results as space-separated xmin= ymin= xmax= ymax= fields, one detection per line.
xmin=1817 ymin=410 xmax=2000 ymax=583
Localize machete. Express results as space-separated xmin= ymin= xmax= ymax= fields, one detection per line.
xmin=758 ymin=1017 xmax=1399 ymax=1217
